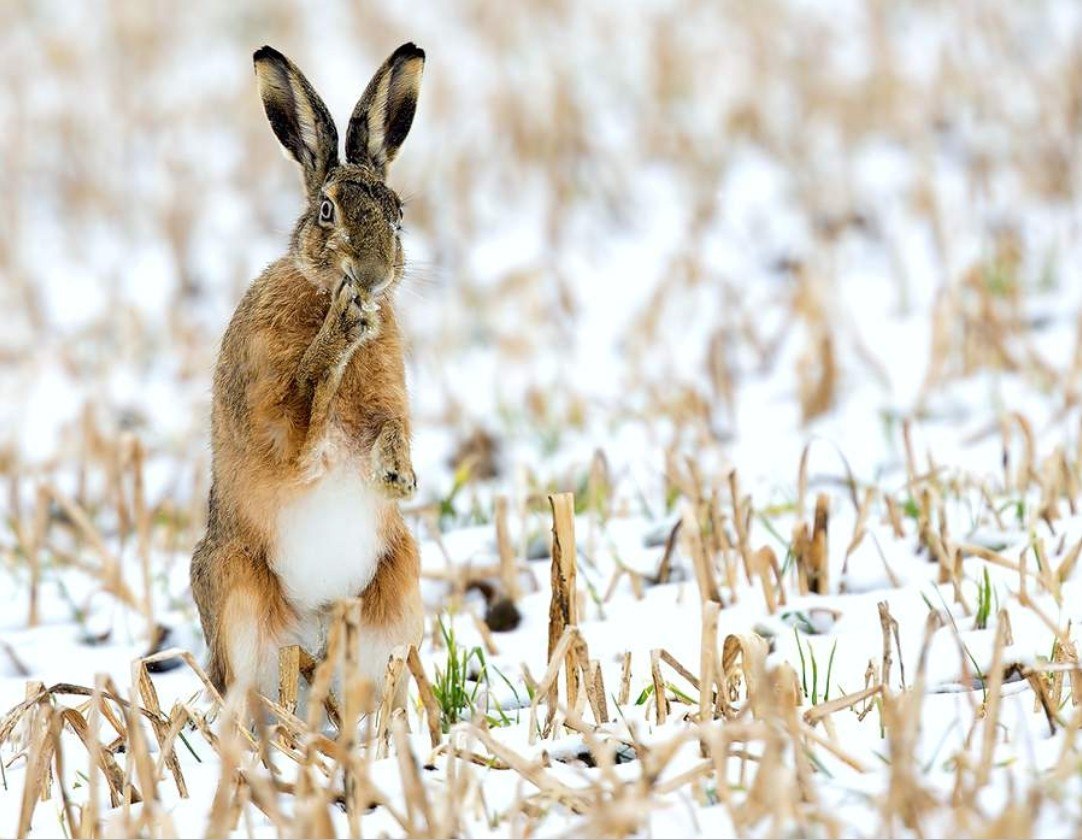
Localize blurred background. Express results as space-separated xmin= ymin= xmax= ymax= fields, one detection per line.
xmin=1 ymin=0 xmax=1081 ymax=613
xmin=4 ymin=5 xmax=1082 ymax=834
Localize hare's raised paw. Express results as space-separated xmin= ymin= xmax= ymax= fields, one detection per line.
xmin=378 ymin=465 xmax=417 ymax=500
xmin=331 ymin=278 xmax=381 ymax=343
xmin=297 ymin=438 xmax=331 ymax=483
xmin=371 ymin=420 xmax=415 ymax=500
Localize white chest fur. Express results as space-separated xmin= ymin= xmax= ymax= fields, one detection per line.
xmin=273 ymin=463 xmax=385 ymax=611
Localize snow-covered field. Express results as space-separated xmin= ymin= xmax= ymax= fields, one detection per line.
xmin=3 ymin=0 xmax=1082 ymax=836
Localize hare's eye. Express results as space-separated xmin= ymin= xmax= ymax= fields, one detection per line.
xmin=319 ymin=199 xmax=334 ymax=224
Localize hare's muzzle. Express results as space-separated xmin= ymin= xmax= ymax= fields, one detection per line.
xmin=342 ymin=258 xmax=392 ymax=297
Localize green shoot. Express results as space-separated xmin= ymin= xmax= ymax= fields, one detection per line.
xmin=824 ymin=639 xmax=838 ymax=703
xmin=794 ymin=628 xmax=837 ymax=705
xmin=795 ymin=627 xmax=809 ymax=699
xmin=975 ymin=566 xmax=992 ymax=630
xmin=432 ymin=617 xmax=513 ymax=732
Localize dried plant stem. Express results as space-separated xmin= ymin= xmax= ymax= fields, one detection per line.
xmin=684 ymin=506 xmax=722 ymax=605
xmin=618 ymin=651 xmax=632 ymax=706
xmin=495 ymin=495 xmax=521 ymax=600
xmin=27 ymin=485 xmax=47 ymax=628
xmin=406 ymin=645 xmax=443 ymax=749
xmin=650 ymin=649 xmax=669 ymax=725
xmin=700 ymin=601 xmax=720 ymax=721
xmin=278 ymin=645 xmax=301 ymax=715
xmin=976 ymin=610 xmax=1010 ymax=789
xmin=547 ymin=492 xmax=579 ymax=717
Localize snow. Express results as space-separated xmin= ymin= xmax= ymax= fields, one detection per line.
xmin=3 ymin=0 xmax=1082 ymax=836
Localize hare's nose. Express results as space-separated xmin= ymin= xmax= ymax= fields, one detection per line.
xmin=341 ymin=257 xmax=386 ymax=292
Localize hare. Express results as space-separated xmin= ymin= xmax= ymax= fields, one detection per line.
xmin=190 ymin=43 xmax=426 ymax=704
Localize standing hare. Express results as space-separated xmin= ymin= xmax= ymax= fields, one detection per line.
xmin=190 ymin=43 xmax=426 ymax=702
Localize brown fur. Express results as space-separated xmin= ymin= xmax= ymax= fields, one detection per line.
xmin=190 ymin=44 xmax=426 ymax=697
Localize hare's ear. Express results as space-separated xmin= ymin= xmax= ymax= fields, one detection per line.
xmin=254 ymin=46 xmax=339 ymax=198
xmin=345 ymin=43 xmax=424 ymax=177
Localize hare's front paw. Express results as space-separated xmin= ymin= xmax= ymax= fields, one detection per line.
xmin=379 ymin=462 xmax=417 ymax=500
xmin=332 ymin=278 xmax=381 ymax=344
xmin=371 ymin=421 xmax=416 ymax=501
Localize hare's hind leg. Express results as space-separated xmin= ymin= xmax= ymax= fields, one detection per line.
xmin=358 ymin=520 xmax=424 ymax=709
xmin=194 ymin=537 xmax=293 ymax=698
xmin=191 ymin=534 xmax=228 ymax=692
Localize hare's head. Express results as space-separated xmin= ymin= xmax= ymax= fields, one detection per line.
xmin=254 ymin=43 xmax=424 ymax=296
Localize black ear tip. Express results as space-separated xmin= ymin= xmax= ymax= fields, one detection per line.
xmin=392 ymin=42 xmax=425 ymax=63
xmin=253 ymin=45 xmax=284 ymax=65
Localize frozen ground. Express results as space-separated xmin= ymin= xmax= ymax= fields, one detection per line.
xmin=2 ymin=0 xmax=1082 ymax=836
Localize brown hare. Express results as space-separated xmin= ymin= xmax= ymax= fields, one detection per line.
xmin=190 ymin=43 xmax=426 ymax=703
